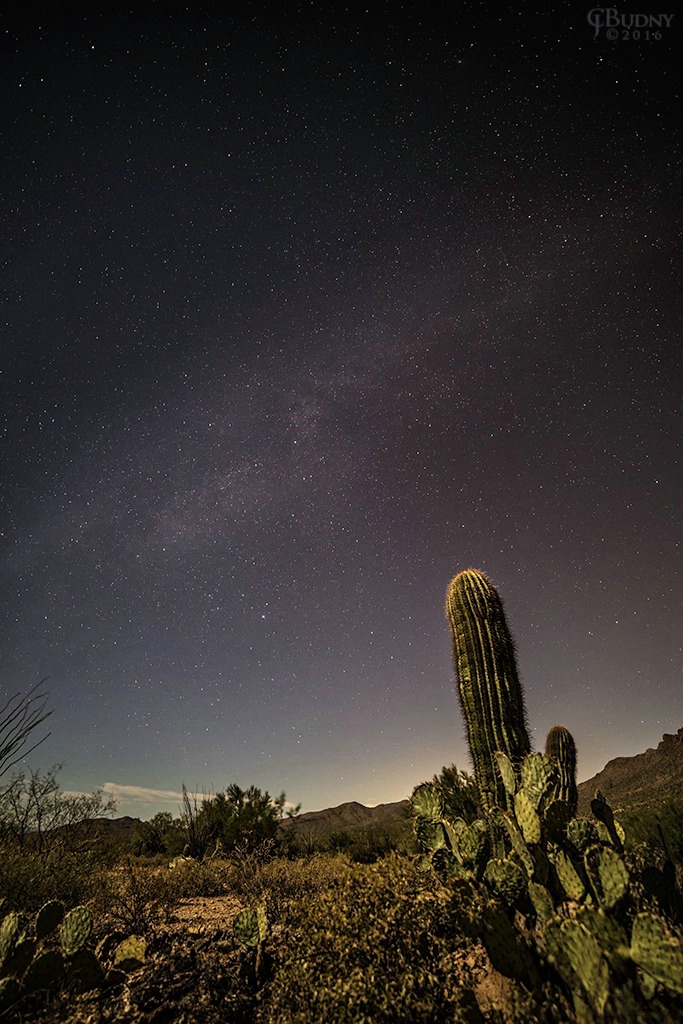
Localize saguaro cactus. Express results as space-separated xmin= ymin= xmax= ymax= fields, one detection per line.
xmin=545 ymin=724 xmax=578 ymax=814
xmin=445 ymin=568 xmax=531 ymax=812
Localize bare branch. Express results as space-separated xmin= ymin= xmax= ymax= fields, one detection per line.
xmin=0 ymin=680 xmax=53 ymax=777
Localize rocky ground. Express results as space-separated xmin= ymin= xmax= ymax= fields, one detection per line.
xmin=13 ymin=895 xmax=259 ymax=1024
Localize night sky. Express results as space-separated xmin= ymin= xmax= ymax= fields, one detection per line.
xmin=1 ymin=4 xmax=680 ymax=821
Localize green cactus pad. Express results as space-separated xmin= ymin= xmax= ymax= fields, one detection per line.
xmin=630 ymin=912 xmax=683 ymax=994
xmin=415 ymin=816 xmax=448 ymax=853
xmin=514 ymin=788 xmax=541 ymax=844
xmin=542 ymin=799 xmax=573 ymax=844
xmin=520 ymin=753 xmax=557 ymax=810
xmin=543 ymin=917 xmax=582 ymax=992
xmin=595 ymin=819 xmax=626 ymax=848
xmin=494 ymin=751 xmax=517 ymax=796
xmin=455 ymin=820 xmax=489 ymax=868
xmin=22 ymin=949 xmax=66 ymax=994
xmin=60 ymin=906 xmax=93 ymax=957
xmin=531 ymin=846 xmax=550 ymax=886
xmin=0 ymin=912 xmax=22 ymax=970
xmin=5 ymin=937 xmax=36 ymax=978
xmin=567 ymin=817 xmax=599 ymax=855
xmin=500 ymin=811 xmax=534 ymax=875
xmin=529 ymin=881 xmax=554 ymax=922
xmin=411 ymin=783 xmax=445 ymax=822
xmin=483 ymin=858 xmax=527 ymax=907
xmin=234 ymin=908 xmax=261 ymax=949
xmin=443 ymin=817 xmax=466 ymax=849
xmin=559 ymin=920 xmax=610 ymax=1015
xmin=637 ymin=968 xmax=657 ymax=1000
xmin=590 ymin=793 xmax=624 ymax=852
xmin=550 ymin=846 xmax=586 ymax=902
xmin=113 ymin=936 xmax=147 ymax=970
xmin=576 ymin=906 xmax=629 ymax=957
xmin=481 ymin=905 xmax=534 ymax=981
xmin=35 ymin=900 xmax=65 ymax=942
xmin=584 ymin=845 xmax=629 ymax=909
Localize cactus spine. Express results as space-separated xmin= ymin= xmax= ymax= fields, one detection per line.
xmin=445 ymin=569 xmax=531 ymax=812
xmin=545 ymin=725 xmax=578 ymax=814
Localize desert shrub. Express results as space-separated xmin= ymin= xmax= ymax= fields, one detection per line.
xmin=164 ymin=857 xmax=233 ymax=899
xmin=261 ymin=853 xmax=468 ymax=1024
xmin=89 ymin=859 xmax=178 ymax=933
xmin=0 ymin=843 xmax=101 ymax=912
xmin=228 ymin=852 xmax=348 ymax=925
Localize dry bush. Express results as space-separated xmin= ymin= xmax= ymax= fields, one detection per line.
xmin=260 ymin=853 xmax=468 ymax=1024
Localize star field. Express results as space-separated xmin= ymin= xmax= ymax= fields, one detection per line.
xmin=1 ymin=4 xmax=680 ymax=818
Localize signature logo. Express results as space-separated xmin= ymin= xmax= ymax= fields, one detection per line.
xmin=587 ymin=9 xmax=674 ymax=40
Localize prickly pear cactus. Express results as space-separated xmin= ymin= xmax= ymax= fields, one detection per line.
xmin=35 ymin=901 xmax=65 ymax=942
xmin=67 ymin=948 xmax=106 ymax=993
xmin=412 ymin=783 xmax=445 ymax=822
xmin=481 ymin=904 xmax=538 ymax=984
xmin=584 ymin=845 xmax=629 ymax=910
xmin=0 ymin=912 xmax=24 ymax=972
xmin=550 ymin=845 xmax=587 ymax=903
xmin=113 ymin=935 xmax=147 ymax=970
xmin=630 ymin=912 xmax=683 ymax=994
xmin=59 ymin=906 xmax=93 ymax=957
xmin=234 ymin=907 xmax=266 ymax=950
xmin=22 ymin=949 xmax=66 ymax=994
xmin=552 ymin=919 xmax=611 ymax=1018
xmin=483 ymin=858 xmax=527 ymax=906
xmin=514 ymin=788 xmax=542 ymax=844
xmin=520 ymin=753 xmax=557 ymax=811
xmin=567 ymin=817 xmax=599 ymax=855
xmin=591 ymin=791 xmax=624 ymax=853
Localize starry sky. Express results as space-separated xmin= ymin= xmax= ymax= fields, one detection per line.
xmin=1 ymin=4 xmax=680 ymax=821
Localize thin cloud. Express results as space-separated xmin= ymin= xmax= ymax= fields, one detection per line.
xmin=101 ymin=783 xmax=187 ymax=805
xmin=102 ymin=782 xmax=300 ymax=813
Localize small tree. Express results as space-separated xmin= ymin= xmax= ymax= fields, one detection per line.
xmin=132 ymin=811 xmax=186 ymax=857
xmin=188 ymin=783 xmax=300 ymax=857
xmin=0 ymin=764 xmax=116 ymax=855
xmin=0 ymin=764 xmax=117 ymax=911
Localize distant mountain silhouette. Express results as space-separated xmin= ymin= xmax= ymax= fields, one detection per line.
xmin=90 ymin=815 xmax=142 ymax=836
xmin=93 ymin=728 xmax=681 ymax=839
xmin=278 ymin=799 xmax=411 ymax=837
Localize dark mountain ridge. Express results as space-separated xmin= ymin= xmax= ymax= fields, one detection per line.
xmin=94 ymin=728 xmax=682 ymax=839
xmin=576 ymin=727 xmax=683 ymax=815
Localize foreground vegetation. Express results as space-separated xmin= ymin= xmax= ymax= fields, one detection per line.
xmin=2 ymin=570 xmax=682 ymax=1021
xmin=1 ymin=829 xmax=681 ymax=1023
xmin=1 ymin=766 xmax=681 ymax=1021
